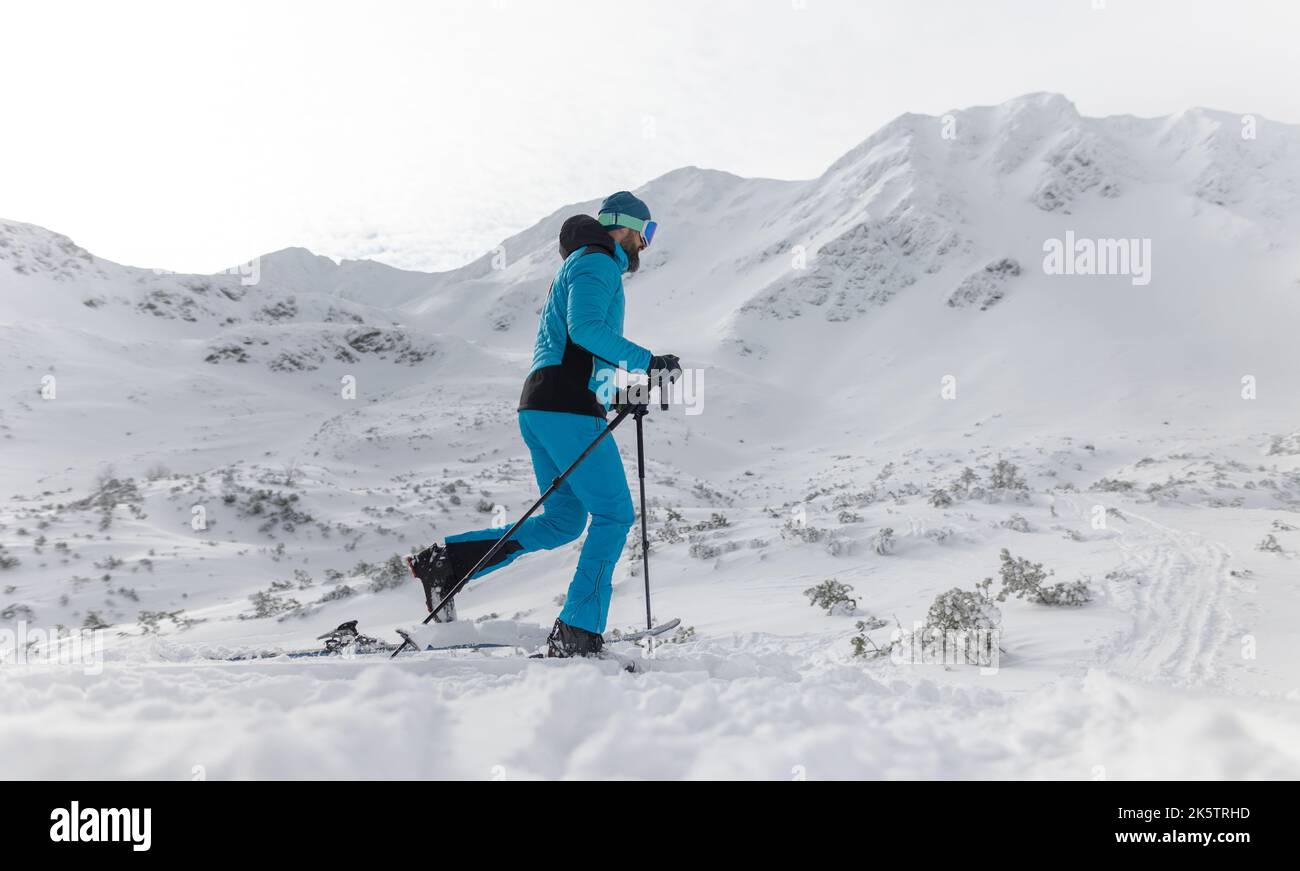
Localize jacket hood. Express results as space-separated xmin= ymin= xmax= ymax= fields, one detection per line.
xmin=558 ymin=214 xmax=616 ymax=260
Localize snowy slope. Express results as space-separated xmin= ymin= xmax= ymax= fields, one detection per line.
xmin=2 ymin=93 xmax=1299 ymax=779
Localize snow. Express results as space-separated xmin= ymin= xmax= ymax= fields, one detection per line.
xmin=3 ymin=93 xmax=1300 ymax=779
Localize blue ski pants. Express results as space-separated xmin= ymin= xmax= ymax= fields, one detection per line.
xmin=444 ymin=410 xmax=634 ymax=634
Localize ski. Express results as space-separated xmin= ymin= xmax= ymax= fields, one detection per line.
xmin=393 ymin=616 xmax=683 ymax=656
xmin=417 ymin=618 xmax=682 ymax=651
xmin=212 ymin=617 xmax=682 ymax=662
xmin=223 ymin=620 xmax=400 ymax=660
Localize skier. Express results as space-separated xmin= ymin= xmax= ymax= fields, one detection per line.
xmin=408 ymin=191 xmax=681 ymax=658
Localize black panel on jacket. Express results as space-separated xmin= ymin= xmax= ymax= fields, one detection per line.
xmin=520 ymin=215 xmax=619 ymax=418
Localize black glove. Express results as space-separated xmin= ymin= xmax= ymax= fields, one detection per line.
xmin=648 ymin=353 xmax=682 ymax=385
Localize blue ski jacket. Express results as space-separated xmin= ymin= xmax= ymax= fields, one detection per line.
xmin=518 ymin=216 xmax=653 ymax=417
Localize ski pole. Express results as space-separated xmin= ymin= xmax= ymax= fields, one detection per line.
xmin=639 ymin=369 xmax=669 ymax=630
xmin=392 ymin=403 xmax=635 ymax=657
xmin=635 ymin=406 xmax=653 ymax=631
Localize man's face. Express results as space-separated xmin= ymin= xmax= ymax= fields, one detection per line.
xmin=612 ymin=227 xmax=645 ymax=273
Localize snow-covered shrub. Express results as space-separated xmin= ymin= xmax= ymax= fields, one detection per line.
xmin=824 ymin=536 xmax=854 ymax=557
xmin=914 ymin=586 xmax=1001 ymax=665
xmin=929 ymin=488 xmax=953 ymax=508
xmin=925 ymin=526 xmax=957 ymax=544
xmin=926 ymin=588 xmax=1001 ymax=634
xmin=653 ymin=507 xmax=686 ymax=545
xmin=989 ymin=548 xmax=1092 ymax=606
xmin=872 ymin=527 xmax=895 ymax=555
xmin=232 ymin=488 xmax=314 ymax=535
xmin=693 ymin=512 xmax=730 ymax=531
xmin=991 ymin=548 xmax=1050 ymax=602
xmin=989 ymin=460 xmax=1028 ymax=492
xmin=920 ymin=588 xmax=1001 ymax=667
xmin=1 ymin=603 xmax=35 ymax=621
xmin=355 ymin=555 xmax=408 ymax=593
xmin=781 ymin=520 xmax=827 ymax=543
xmin=887 ymin=482 xmax=924 ymax=503
xmin=1035 ymin=578 xmax=1093 ymax=607
xmin=1267 ymin=433 xmax=1300 ymax=456
xmin=1257 ymin=534 xmax=1283 ymax=553
xmin=689 ymin=540 xmax=742 ymax=560
xmin=319 ymin=585 xmax=357 ymax=603
xmin=849 ymin=615 xmax=891 ymax=659
xmin=137 ymin=610 xmax=198 ymax=634
xmin=627 ymin=535 xmax=648 ymax=564
xmin=204 ymin=344 xmax=250 ymax=364
xmin=69 ymin=474 xmax=145 ymax=531
xmin=656 ymin=522 xmax=684 ymax=545
xmin=804 ymin=579 xmax=857 ymax=615
xmin=243 ymin=586 xmax=302 ymax=620
xmin=831 ymin=490 xmax=875 ymax=511
xmin=1000 ymin=513 xmax=1032 ymax=533
xmin=1092 ymin=477 xmax=1137 ymax=493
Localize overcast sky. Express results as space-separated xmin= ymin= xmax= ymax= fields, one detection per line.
xmin=2 ymin=0 xmax=1297 ymax=274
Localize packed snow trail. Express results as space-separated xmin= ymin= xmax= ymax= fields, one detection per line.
xmin=1053 ymin=495 xmax=1242 ymax=690
xmin=1104 ymin=515 xmax=1237 ymax=689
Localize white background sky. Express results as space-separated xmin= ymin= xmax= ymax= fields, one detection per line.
xmin=2 ymin=0 xmax=1297 ymax=274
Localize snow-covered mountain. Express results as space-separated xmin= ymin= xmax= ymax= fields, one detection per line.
xmin=6 ymin=92 xmax=1299 ymax=467
xmin=2 ymin=94 xmax=1299 ymax=779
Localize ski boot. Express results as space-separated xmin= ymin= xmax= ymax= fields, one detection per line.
xmin=406 ymin=543 xmax=458 ymax=623
xmin=545 ymin=618 xmax=605 ymax=658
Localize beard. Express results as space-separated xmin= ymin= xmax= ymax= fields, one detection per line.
xmin=620 ymin=236 xmax=641 ymax=273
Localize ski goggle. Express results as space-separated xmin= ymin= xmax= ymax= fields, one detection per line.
xmin=598 ymin=212 xmax=658 ymax=247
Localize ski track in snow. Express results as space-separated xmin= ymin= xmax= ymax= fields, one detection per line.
xmin=1106 ymin=516 xmax=1236 ymax=689
xmin=1057 ymin=495 xmax=1239 ymax=689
